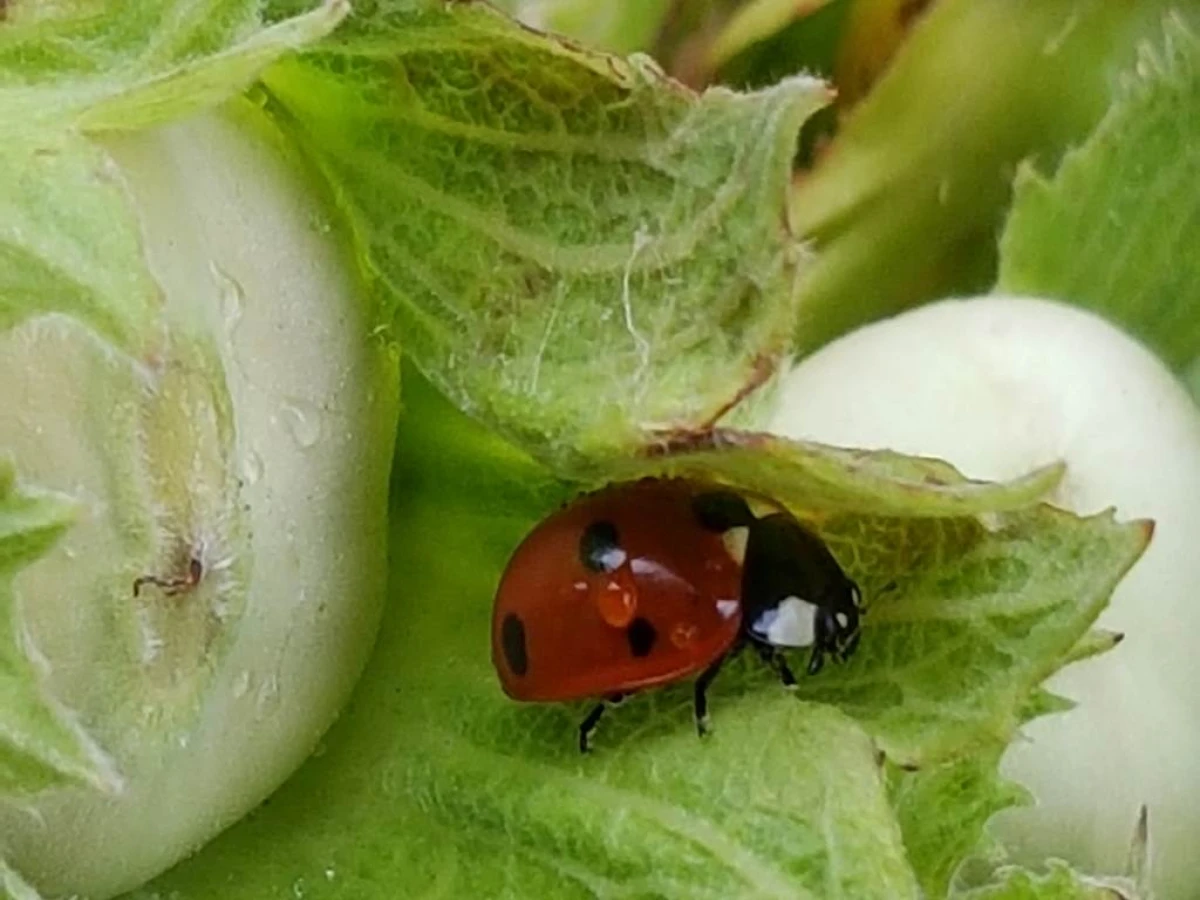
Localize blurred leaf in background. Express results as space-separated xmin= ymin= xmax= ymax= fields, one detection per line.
xmin=999 ymin=14 xmax=1200 ymax=375
xmin=787 ymin=0 xmax=1196 ymax=357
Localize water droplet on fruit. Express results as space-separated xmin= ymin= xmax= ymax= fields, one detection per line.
xmin=241 ymin=449 xmax=264 ymax=486
xmin=232 ymin=670 xmax=251 ymax=698
xmin=209 ymin=262 xmax=245 ymax=333
xmin=256 ymin=674 xmax=280 ymax=715
xmin=309 ymin=213 xmax=332 ymax=235
xmin=281 ymin=399 xmax=322 ymax=449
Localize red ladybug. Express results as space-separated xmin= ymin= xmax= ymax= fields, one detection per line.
xmin=491 ymin=478 xmax=863 ymax=751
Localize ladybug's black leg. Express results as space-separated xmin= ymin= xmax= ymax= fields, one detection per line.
xmin=578 ymin=692 xmax=626 ymax=753
xmin=807 ymin=609 xmax=834 ymax=676
xmin=773 ymin=653 xmax=798 ymax=689
xmin=693 ymin=653 xmax=730 ymax=738
xmin=578 ymin=704 xmax=605 ymax=753
xmin=810 ymin=607 xmax=856 ymax=673
xmin=753 ymin=643 xmax=797 ymax=690
xmin=838 ymin=624 xmax=862 ymax=661
xmin=806 ymin=644 xmax=827 ymax=675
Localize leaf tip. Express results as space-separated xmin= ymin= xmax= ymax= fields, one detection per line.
xmin=310 ymin=0 xmax=353 ymax=36
xmin=1126 ymin=803 xmax=1151 ymax=888
xmin=1135 ymin=517 xmax=1156 ymax=545
xmin=1034 ymin=458 xmax=1068 ymax=488
xmin=775 ymin=72 xmax=838 ymax=114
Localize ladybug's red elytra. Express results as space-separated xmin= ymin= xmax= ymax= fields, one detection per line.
xmin=491 ymin=478 xmax=863 ymax=751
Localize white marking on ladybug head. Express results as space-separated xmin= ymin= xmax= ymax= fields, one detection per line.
xmin=835 ymin=612 xmax=850 ymax=628
xmin=751 ymin=596 xmax=817 ymax=648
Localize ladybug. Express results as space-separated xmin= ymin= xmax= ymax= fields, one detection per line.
xmin=491 ymin=478 xmax=863 ymax=751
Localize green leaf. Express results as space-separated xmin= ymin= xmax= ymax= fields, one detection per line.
xmin=1061 ymin=629 xmax=1124 ymax=667
xmin=1018 ymin=688 xmax=1074 ymax=724
xmin=0 ymin=460 xmax=119 ymax=795
xmin=799 ymin=506 xmax=1147 ymax=766
xmin=260 ymin=2 xmax=830 ymax=471
xmin=0 ymin=132 xmax=161 ymax=356
xmin=961 ymin=861 xmax=1141 ymax=900
xmin=787 ymin=0 xmax=1191 ymax=357
xmin=889 ymin=747 xmax=1028 ymax=899
xmin=998 ymin=14 xmax=1200 ymax=370
xmin=0 ymin=0 xmax=346 ymax=134
xmin=620 ymin=428 xmax=1065 ymax=516
xmin=135 ymin=372 xmax=1147 ymax=898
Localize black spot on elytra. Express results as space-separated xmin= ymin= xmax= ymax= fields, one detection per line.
xmin=692 ymin=491 xmax=755 ymax=532
xmin=626 ymin=617 xmax=657 ymax=657
xmin=580 ymin=520 xmax=621 ymax=572
xmin=501 ymin=613 xmax=528 ymax=676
